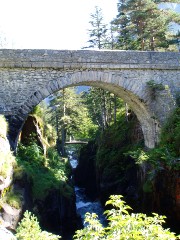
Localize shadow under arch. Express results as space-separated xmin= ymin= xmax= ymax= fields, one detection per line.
xmin=7 ymin=70 xmax=159 ymax=150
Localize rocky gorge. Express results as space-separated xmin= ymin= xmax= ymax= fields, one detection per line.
xmin=0 ymin=105 xmax=179 ymax=239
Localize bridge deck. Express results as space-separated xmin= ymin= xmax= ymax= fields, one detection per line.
xmin=65 ymin=141 xmax=88 ymax=144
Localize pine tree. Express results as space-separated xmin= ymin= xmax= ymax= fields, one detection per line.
xmin=112 ymin=0 xmax=180 ymax=51
xmin=47 ymin=87 xmax=79 ymax=155
xmin=83 ymin=88 xmax=119 ymax=130
xmin=85 ymin=6 xmax=108 ymax=49
xmin=47 ymin=87 xmax=97 ymax=155
xmin=111 ymin=0 xmax=136 ymax=50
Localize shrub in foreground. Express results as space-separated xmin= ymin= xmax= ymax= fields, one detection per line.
xmin=16 ymin=211 xmax=60 ymax=240
xmin=16 ymin=195 xmax=179 ymax=239
xmin=74 ymin=195 xmax=179 ymax=240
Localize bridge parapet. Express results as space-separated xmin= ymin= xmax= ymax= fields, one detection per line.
xmin=0 ymin=49 xmax=179 ymax=70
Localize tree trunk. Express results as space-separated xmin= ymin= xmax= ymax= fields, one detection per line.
xmin=61 ymin=89 xmax=66 ymax=157
xmin=150 ymin=36 xmax=155 ymax=51
xmin=125 ymin=103 xmax=129 ymax=122
xmin=114 ymin=95 xmax=117 ymax=124
xmin=101 ymin=89 xmax=108 ymax=129
xmin=61 ymin=127 xmax=66 ymax=157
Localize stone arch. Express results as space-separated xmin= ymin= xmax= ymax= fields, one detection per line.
xmin=7 ymin=69 xmax=160 ymax=150
xmin=2 ymin=49 xmax=178 ymax=151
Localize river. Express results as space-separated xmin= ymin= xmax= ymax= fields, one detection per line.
xmin=69 ymin=154 xmax=106 ymax=228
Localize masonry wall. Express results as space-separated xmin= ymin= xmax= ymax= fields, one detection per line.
xmin=0 ymin=50 xmax=179 ymax=149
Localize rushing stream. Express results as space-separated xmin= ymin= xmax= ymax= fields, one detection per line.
xmin=69 ymin=154 xmax=106 ymax=228
xmin=75 ymin=186 xmax=106 ymax=226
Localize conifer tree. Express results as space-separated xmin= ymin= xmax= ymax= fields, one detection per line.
xmin=82 ymin=88 xmax=121 ymax=130
xmin=86 ymin=6 xmax=108 ymax=49
xmin=47 ymin=87 xmax=97 ymax=155
xmin=111 ymin=0 xmax=136 ymax=50
xmin=112 ymin=0 xmax=180 ymax=51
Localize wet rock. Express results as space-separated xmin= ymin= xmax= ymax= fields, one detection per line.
xmin=152 ymin=169 xmax=180 ymax=233
xmin=74 ymin=141 xmax=98 ymax=200
xmin=34 ymin=189 xmax=77 ymax=238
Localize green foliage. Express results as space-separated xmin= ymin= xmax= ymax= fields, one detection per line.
xmin=86 ymin=6 xmax=108 ymax=49
xmin=146 ymin=80 xmax=166 ymax=99
xmin=0 ymin=151 xmax=15 ymax=179
xmin=147 ymin=80 xmax=165 ymax=91
xmin=43 ymin=123 xmax=56 ymax=145
xmin=143 ymin=180 xmax=153 ymax=193
xmin=127 ymin=148 xmax=149 ymax=165
xmin=74 ymin=195 xmax=178 ymax=240
xmin=47 ymin=87 xmax=97 ymax=148
xmin=74 ymin=212 xmax=105 ymax=239
xmin=176 ymin=92 xmax=180 ymax=107
xmin=1 ymin=188 xmax=22 ymax=209
xmin=127 ymin=107 xmax=180 ymax=183
xmin=83 ymin=88 xmax=124 ymax=131
xmin=128 ymin=145 xmax=179 ymax=170
xmin=16 ymin=211 xmax=60 ymax=240
xmin=16 ymin=143 xmax=73 ymax=200
xmin=96 ymin=107 xmax=143 ymax=184
xmin=31 ymin=105 xmax=44 ymax=117
xmin=160 ymin=107 xmax=180 ymax=156
xmin=111 ymin=0 xmax=179 ymax=51
xmin=31 ymin=102 xmax=56 ymax=147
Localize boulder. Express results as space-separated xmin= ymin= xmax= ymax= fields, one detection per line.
xmin=1 ymin=203 xmax=22 ymax=230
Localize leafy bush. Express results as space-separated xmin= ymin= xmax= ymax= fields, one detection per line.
xmin=160 ymin=107 xmax=180 ymax=156
xmin=127 ymin=108 xmax=180 ymax=173
xmin=74 ymin=195 xmax=179 ymax=240
xmin=0 ymin=151 xmax=15 ymax=178
xmin=16 ymin=211 xmax=60 ymax=240
xmin=16 ymin=143 xmax=73 ymax=200
xmin=96 ymin=113 xmax=143 ymax=185
xmin=147 ymin=80 xmax=165 ymax=91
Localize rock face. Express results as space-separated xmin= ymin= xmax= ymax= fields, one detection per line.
xmin=35 ymin=190 xmax=77 ymax=238
xmin=20 ymin=115 xmax=46 ymax=154
xmin=98 ymin=156 xmax=141 ymax=210
xmin=0 ymin=116 xmax=22 ymax=232
xmin=94 ymin=117 xmax=144 ymax=209
xmin=0 ymin=203 xmax=21 ymax=230
xmin=0 ymin=116 xmax=13 ymax=191
xmin=0 ymin=226 xmax=16 ymax=240
xmin=152 ymin=170 xmax=180 ymax=233
xmin=74 ymin=141 xmax=98 ymax=200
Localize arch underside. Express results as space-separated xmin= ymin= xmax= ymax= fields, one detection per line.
xmin=7 ymin=69 xmax=162 ymax=150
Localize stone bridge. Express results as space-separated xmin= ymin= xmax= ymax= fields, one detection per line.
xmin=0 ymin=49 xmax=179 ymax=150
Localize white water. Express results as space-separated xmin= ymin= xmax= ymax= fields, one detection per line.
xmin=69 ymin=157 xmax=106 ymax=226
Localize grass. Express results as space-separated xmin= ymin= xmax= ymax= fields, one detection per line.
xmin=2 ymin=190 xmax=22 ymax=209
